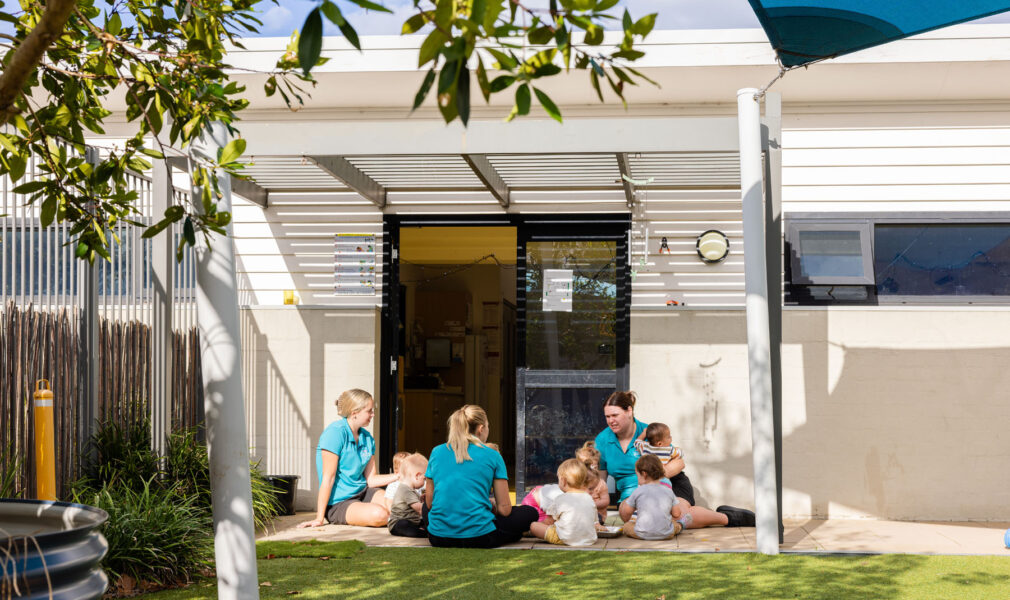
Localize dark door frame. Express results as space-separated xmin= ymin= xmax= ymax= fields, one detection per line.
xmin=378 ymin=213 xmax=631 ymax=472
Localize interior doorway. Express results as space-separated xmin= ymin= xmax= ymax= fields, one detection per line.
xmin=393 ymin=225 xmax=518 ymax=474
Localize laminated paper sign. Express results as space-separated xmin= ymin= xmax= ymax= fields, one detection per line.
xmin=334 ymin=233 xmax=376 ymax=295
xmin=543 ymin=269 xmax=573 ymax=312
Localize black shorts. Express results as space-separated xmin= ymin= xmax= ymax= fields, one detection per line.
xmin=326 ymin=486 xmax=382 ymax=525
xmin=670 ymin=472 xmax=695 ymax=506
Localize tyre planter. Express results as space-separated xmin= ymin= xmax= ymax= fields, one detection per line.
xmin=0 ymin=499 xmax=109 ymax=600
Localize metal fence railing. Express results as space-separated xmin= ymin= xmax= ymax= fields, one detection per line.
xmin=0 ymin=151 xmax=202 ymax=497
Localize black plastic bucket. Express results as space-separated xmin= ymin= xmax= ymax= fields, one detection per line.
xmin=266 ymin=475 xmax=300 ymax=516
xmin=0 ymin=499 xmax=109 ymax=600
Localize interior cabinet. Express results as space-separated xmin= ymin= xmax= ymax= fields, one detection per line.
xmin=401 ymin=390 xmax=465 ymax=456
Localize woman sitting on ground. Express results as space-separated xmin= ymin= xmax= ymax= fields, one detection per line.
xmin=298 ymin=389 xmax=398 ymax=529
xmin=425 ymin=404 xmax=539 ymax=548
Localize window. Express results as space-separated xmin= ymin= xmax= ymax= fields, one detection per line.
xmin=785 ymin=214 xmax=1010 ymax=305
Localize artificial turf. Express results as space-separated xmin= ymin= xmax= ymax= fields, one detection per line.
xmin=146 ymin=541 xmax=1010 ymax=599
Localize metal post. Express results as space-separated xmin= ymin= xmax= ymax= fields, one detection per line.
xmin=151 ymin=159 xmax=174 ymax=455
xmin=737 ymin=88 xmax=779 ymax=555
xmin=762 ymin=92 xmax=785 ymax=544
xmin=192 ymin=122 xmax=259 ymax=600
xmin=81 ymin=147 xmax=101 ymax=452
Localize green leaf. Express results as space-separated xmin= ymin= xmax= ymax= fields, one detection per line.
xmin=584 ymin=24 xmax=603 ymax=45
xmin=218 ymin=138 xmax=247 ymax=165
xmin=52 ymin=105 xmax=73 ymax=127
xmin=140 ymin=148 xmax=165 ymax=159
xmin=337 ymin=19 xmax=362 ymax=51
xmin=476 ymin=57 xmax=491 ymax=102
xmin=40 ymin=196 xmax=58 ymax=228
xmin=612 ymin=49 xmax=645 ymax=61
xmin=412 ymin=68 xmax=437 ymax=111
xmin=456 ymin=65 xmax=471 ymax=126
xmin=622 ymin=8 xmax=632 ymax=30
xmin=12 ymin=181 xmax=47 ymax=195
xmin=484 ymin=0 xmax=504 ymax=31
xmin=470 ymin=0 xmax=487 ymax=24
xmin=632 ymin=13 xmax=657 ymax=36
xmin=489 ymin=75 xmax=515 ymax=92
xmin=485 ymin=47 xmax=517 ymax=70
xmin=534 ymin=87 xmax=562 ymax=123
xmin=0 ymin=133 xmax=15 ymax=153
xmin=419 ymin=29 xmax=448 ymax=66
xmin=590 ymin=69 xmax=604 ymax=102
xmin=515 ymin=84 xmax=531 ymax=116
xmin=183 ymin=217 xmax=196 ymax=246
xmin=573 ymin=0 xmax=594 ymax=9
xmin=438 ymin=59 xmax=460 ymax=95
xmin=321 ymin=2 xmax=346 ymax=25
xmin=298 ymin=7 xmax=324 ymax=76
xmin=595 ymin=0 xmax=619 ymax=11
xmin=402 ymin=13 xmax=427 ymax=34
xmin=528 ymin=26 xmax=553 ymax=45
xmin=346 ymin=0 xmax=393 ymax=13
xmin=435 ymin=0 xmax=454 ymax=29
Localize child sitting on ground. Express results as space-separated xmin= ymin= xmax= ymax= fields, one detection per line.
xmin=384 ymin=451 xmax=412 ymax=511
xmin=575 ymin=441 xmax=611 ymax=523
xmin=619 ymin=455 xmax=688 ymax=540
xmin=387 ymin=453 xmax=428 ymax=538
xmin=529 ymin=459 xmax=599 ymax=547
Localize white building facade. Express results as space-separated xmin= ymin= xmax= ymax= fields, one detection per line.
xmin=191 ymin=25 xmax=1010 ymax=521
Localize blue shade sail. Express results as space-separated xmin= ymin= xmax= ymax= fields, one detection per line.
xmin=748 ymin=0 xmax=1010 ymax=67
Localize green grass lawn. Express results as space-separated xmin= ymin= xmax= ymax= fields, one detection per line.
xmin=146 ymin=541 xmax=1010 ymax=600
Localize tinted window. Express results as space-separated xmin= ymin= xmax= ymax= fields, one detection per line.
xmin=874 ymin=224 xmax=1010 ymax=297
xmin=797 ymin=230 xmax=866 ymax=279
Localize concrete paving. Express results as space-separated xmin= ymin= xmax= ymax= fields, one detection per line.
xmin=258 ymin=513 xmax=1010 ymax=555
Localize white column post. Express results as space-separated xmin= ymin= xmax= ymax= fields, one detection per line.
xmin=192 ymin=122 xmax=259 ymax=599
xmin=737 ymin=88 xmax=779 ymax=555
xmin=151 ymin=159 xmax=174 ymax=457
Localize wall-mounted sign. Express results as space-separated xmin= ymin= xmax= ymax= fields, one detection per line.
xmin=334 ymin=233 xmax=376 ymax=295
xmin=543 ymin=269 xmax=573 ymax=312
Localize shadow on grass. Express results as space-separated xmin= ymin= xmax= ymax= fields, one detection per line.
xmin=145 ymin=543 xmax=1010 ymax=600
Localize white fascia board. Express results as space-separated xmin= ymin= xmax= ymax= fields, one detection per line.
xmin=224 ymin=24 xmax=1010 ymax=73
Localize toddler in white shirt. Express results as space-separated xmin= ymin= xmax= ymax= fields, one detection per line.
xmin=529 ymin=459 xmax=599 ymax=547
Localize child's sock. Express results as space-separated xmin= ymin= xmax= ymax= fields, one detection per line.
xmin=676 ymin=513 xmax=693 ymax=529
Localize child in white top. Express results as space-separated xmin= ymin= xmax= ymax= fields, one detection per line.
xmin=383 ymin=451 xmax=412 ymax=511
xmin=575 ymin=441 xmax=612 ymax=523
xmin=530 ymin=459 xmax=599 ymax=547
xmin=619 ymin=455 xmax=684 ymax=540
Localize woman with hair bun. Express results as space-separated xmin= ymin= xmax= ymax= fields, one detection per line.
xmin=425 ymin=405 xmax=538 ymax=547
xmin=298 ymin=389 xmax=398 ymax=528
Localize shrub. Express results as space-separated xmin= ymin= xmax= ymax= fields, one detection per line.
xmin=0 ymin=442 xmax=22 ymax=498
xmin=71 ymin=421 xmax=282 ymax=591
xmin=74 ymin=478 xmax=213 ymax=586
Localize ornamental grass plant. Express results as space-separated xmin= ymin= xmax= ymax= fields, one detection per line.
xmin=72 ymin=420 xmax=282 ymax=594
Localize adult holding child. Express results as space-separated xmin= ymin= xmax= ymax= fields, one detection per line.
xmin=595 ymin=390 xmax=753 ymax=528
xmin=425 ymin=405 xmax=539 ymax=548
xmin=298 ymin=389 xmax=398 ymax=529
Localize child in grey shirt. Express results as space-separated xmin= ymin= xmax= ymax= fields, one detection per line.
xmin=618 ymin=455 xmax=685 ymax=540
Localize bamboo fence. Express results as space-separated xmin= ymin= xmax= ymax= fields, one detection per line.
xmin=0 ymin=302 xmax=203 ymax=498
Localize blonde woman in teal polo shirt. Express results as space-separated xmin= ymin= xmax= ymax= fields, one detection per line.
xmin=595 ymin=391 xmax=753 ymax=528
xmin=298 ymin=389 xmax=398 ymax=529
xmin=425 ymin=405 xmax=539 ymax=548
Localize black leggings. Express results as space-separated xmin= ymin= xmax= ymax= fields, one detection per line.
xmin=389 ymin=519 xmax=427 ymax=538
xmin=671 ymin=472 xmax=696 ymax=506
xmin=428 ymin=505 xmax=538 ymax=548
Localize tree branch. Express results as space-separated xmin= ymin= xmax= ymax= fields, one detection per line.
xmin=0 ymin=0 xmax=79 ymax=124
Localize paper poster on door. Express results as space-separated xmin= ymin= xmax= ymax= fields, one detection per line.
xmin=543 ymin=269 xmax=573 ymax=312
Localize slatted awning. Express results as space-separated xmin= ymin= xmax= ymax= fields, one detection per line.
xmin=236 ymin=151 xmax=742 ymax=208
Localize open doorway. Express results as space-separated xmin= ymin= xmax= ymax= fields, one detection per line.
xmin=394 ymin=226 xmax=518 ymax=475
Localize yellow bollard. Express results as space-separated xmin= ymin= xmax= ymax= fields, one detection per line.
xmin=34 ymin=379 xmax=56 ymax=501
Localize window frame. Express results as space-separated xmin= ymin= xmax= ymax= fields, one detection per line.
xmin=786 ymin=212 xmax=1010 ymax=306
xmin=786 ymin=220 xmax=874 ymax=285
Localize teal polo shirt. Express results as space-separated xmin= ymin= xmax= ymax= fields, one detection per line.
xmin=316 ymin=418 xmax=375 ymax=505
xmin=595 ymin=418 xmax=669 ymax=502
xmin=425 ymin=442 xmax=506 ymax=538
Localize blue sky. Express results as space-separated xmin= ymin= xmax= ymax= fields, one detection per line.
xmin=255 ymin=0 xmax=1010 ymax=38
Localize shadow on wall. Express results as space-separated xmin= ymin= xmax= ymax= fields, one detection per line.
xmin=632 ymin=310 xmax=1010 ymax=521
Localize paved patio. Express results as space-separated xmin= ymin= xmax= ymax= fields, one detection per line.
xmin=259 ymin=513 xmax=1010 ymax=555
